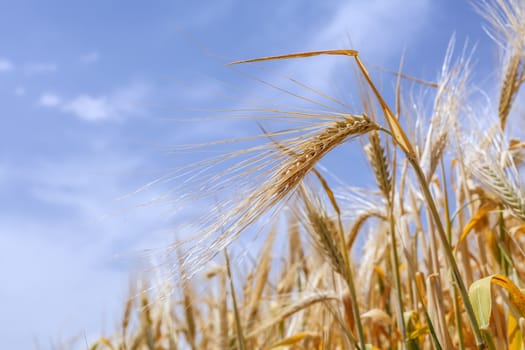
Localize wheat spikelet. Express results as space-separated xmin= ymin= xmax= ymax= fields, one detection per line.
xmin=139 ymin=288 xmax=155 ymax=350
xmin=474 ymin=0 xmax=525 ymax=130
xmin=245 ymin=228 xmax=275 ymax=330
xmin=180 ymin=114 xmax=378 ymax=277
xmin=499 ymin=53 xmax=525 ymax=128
xmin=365 ymin=130 xmax=392 ymax=201
xmin=297 ymin=184 xmax=347 ymax=277
xmin=275 ymin=114 xmax=379 ymax=194
xmin=466 ymin=131 xmax=525 ymax=221
xmin=121 ymin=291 xmax=134 ymax=348
xmin=478 ymin=164 xmax=525 ymax=221
xmin=417 ymin=37 xmax=472 ymax=181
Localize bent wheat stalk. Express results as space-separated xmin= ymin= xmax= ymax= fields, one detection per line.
xmin=230 ymin=49 xmax=486 ymax=349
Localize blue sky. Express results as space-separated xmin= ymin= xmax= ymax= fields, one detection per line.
xmin=0 ymin=1 xmax=496 ymax=348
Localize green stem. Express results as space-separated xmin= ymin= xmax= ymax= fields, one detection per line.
xmin=453 ymin=286 xmax=466 ymax=350
xmin=388 ymin=208 xmax=408 ymax=347
xmin=498 ymin=208 xmax=510 ymax=275
xmin=336 ymin=216 xmax=367 ymax=350
xmin=408 ymin=157 xmax=486 ymax=349
xmin=224 ymin=250 xmax=246 ymax=350
xmin=441 ymin=161 xmax=465 ymax=350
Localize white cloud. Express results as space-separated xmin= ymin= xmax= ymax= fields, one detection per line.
xmin=0 ymin=58 xmax=13 ymax=72
xmin=297 ymin=0 xmax=431 ymax=92
xmin=25 ymin=62 xmax=57 ymax=75
xmin=313 ymin=0 xmax=432 ymax=59
xmin=39 ymin=92 xmax=62 ymax=107
xmin=225 ymin=0 xmax=433 ymax=114
xmin=80 ymin=51 xmax=100 ymax=64
xmin=62 ymin=94 xmax=111 ymax=121
xmin=37 ymin=82 xmax=151 ymax=122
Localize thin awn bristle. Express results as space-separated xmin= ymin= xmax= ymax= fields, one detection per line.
xmin=473 ymin=0 xmax=525 ymax=130
xmin=245 ymin=292 xmax=340 ymax=338
xmin=181 ymin=114 xmax=379 ymax=277
xmin=420 ymin=36 xmax=472 ymax=180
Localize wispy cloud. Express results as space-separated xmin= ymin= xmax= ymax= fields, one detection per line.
xmin=38 ymin=82 xmax=151 ymax=122
xmin=62 ymin=95 xmax=112 ymax=121
xmin=80 ymin=51 xmax=100 ymax=64
xmin=313 ymin=0 xmax=433 ymax=59
xmin=39 ymin=92 xmax=62 ymax=107
xmin=296 ymin=0 xmax=433 ymax=92
xmin=0 ymin=58 xmax=13 ymax=72
xmin=24 ymin=62 xmax=58 ymax=75
xmin=224 ymin=0 xmax=434 ymax=113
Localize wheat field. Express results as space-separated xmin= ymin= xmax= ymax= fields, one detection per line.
xmin=88 ymin=0 xmax=525 ymax=349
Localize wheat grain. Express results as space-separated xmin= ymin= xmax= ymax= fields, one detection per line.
xmin=365 ymin=130 xmax=392 ymax=201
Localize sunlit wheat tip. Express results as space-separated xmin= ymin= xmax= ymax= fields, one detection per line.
xmin=365 ymin=130 xmax=392 ymax=201
xmin=276 ymin=114 xmax=379 ymax=193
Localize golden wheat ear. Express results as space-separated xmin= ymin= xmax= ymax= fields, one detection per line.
xmin=228 ymin=49 xmax=416 ymax=159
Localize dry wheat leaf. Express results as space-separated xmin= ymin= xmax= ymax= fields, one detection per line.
xmin=408 ymin=326 xmax=430 ymax=341
xmin=265 ymin=332 xmax=319 ymax=349
xmin=458 ymin=202 xmax=497 ymax=246
xmin=361 ymin=308 xmax=394 ymax=326
xmin=508 ymin=311 xmax=523 ymax=350
xmin=404 ymin=311 xmax=429 ymax=341
xmin=92 ymin=337 xmax=115 ymax=350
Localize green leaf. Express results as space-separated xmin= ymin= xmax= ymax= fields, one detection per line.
xmin=469 ymin=274 xmax=525 ymax=330
xmin=469 ymin=275 xmax=494 ymax=329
